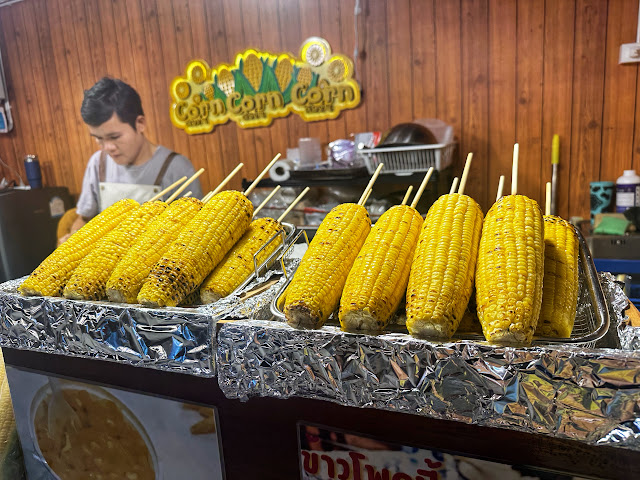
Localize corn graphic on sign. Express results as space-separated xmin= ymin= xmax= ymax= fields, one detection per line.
xmin=170 ymin=37 xmax=361 ymax=134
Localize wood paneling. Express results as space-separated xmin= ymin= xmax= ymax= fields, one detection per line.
xmin=0 ymin=0 xmax=639 ymax=218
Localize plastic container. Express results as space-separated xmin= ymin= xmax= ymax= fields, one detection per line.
xmin=24 ymin=154 xmax=42 ymax=189
xmin=615 ymin=169 xmax=640 ymax=213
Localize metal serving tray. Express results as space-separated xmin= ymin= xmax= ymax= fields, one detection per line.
xmin=270 ymin=226 xmax=610 ymax=348
xmin=229 ymin=222 xmax=297 ymax=297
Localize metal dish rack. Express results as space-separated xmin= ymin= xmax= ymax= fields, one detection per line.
xmin=358 ymin=143 xmax=456 ymax=175
xmin=270 ymin=226 xmax=610 ymax=348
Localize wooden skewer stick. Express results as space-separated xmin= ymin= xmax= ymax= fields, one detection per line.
xmin=496 ymin=175 xmax=505 ymax=202
xmin=277 ymin=187 xmax=310 ymax=223
xmin=357 ymin=163 xmax=385 ymax=206
xmin=243 ymin=153 xmax=282 ymax=197
xmin=362 ymin=188 xmax=373 ymax=205
xmin=511 ymin=143 xmax=519 ymax=195
xmin=410 ymin=167 xmax=434 ymax=209
xmin=545 ymin=181 xmax=552 ymax=217
xmin=212 ymin=163 xmax=245 ymax=196
xmin=183 ymin=191 xmax=192 ymax=197
xmin=449 ymin=177 xmax=459 ymax=195
xmin=148 ymin=175 xmax=187 ymax=202
xmin=202 ymin=191 xmax=215 ymax=203
xmin=457 ymin=152 xmax=473 ymax=195
xmin=401 ymin=185 xmax=414 ymax=205
xmin=253 ymin=185 xmax=281 ymax=217
xmin=166 ymin=168 xmax=205 ymax=203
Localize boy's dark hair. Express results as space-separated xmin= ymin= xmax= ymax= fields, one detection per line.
xmin=80 ymin=77 xmax=144 ymax=129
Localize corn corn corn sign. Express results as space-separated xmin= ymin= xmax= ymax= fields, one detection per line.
xmin=170 ymin=38 xmax=361 ymax=134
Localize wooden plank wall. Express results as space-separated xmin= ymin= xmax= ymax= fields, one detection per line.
xmin=0 ymin=0 xmax=638 ymax=218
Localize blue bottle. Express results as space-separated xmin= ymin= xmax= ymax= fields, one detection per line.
xmin=24 ymin=154 xmax=42 ymax=189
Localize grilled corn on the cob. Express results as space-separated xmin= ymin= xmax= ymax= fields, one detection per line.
xmin=18 ymin=199 xmax=138 ymax=297
xmin=106 ymin=197 xmax=203 ymax=304
xmin=406 ymin=193 xmax=484 ymax=339
xmin=285 ymin=203 xmax=370 ymax=329
xmin=138 ymin=191 xmax=253 ymax=307
xmin=475 ymin=195 xmax=545 ymax=345
xmin=64 ymin=201 xmax=167 ymax=301
xmin=339 ymin=205 xmax=423 ymax=332
xmin=536 ymin=216 xmax=579 ymax=337
xmin=200 ymin=217 xmax=284 ymax=303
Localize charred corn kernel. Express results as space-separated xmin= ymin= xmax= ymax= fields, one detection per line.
xmin=18 ymin=199 xmax=138 ymax=297
xmin=475 ymin=195 xmax=545 ymax=346
xmin=536 ymin=216 xmax=579 ymax=337
xmin=285 ymin=203 xmax=370 ymax=329
xmin=138 ymin=191 xmax=253 ymax=307
xmin=275 ymin=59 xmax=293 ymax=91
xmin=179 ymin=288 xmax=201 ymax=307
xmin=406 ymin=194 xmax=484 ymax=339
xmin=217 ymin=69 xmax=235 ymax=96
xmin=339 ymin=205 xmax=423 ymax=332
xmin=297 ymin=67 xmax=312 ymax=87
xmin=200 ymin=217 xmax=284 ymax=303
xmin=243 ymin=53 xmax=263 ymax=91
xmin=64 ymin=201 xmax=167 ymax=301
xmin=106 ymin=197 xmax=203 ymax=304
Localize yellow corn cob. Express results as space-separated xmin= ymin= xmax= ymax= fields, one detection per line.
xmin=0 ymin=350 xmax=14 ymax=459
xmin=243 ymin=53 xmax=263 ymax=91
xmin=218 ymin=69 xmax=235 ymax=96
xmin=64 ymin=201 xmax=167 ymax=301
xmin=106 ymin=197 xmax=203 ymax=304
xmin=179 ymin=288 xmax=201 ymax=307
xmin=297 ymin=66 xmax=312 ymax=87
xmin=284 ymin=203 xmax=370 ymax=329
xmin=475 ymin=195 xmax=545 ymax=345
xmin=138 ymin=191 xmax=253 ymax=307
xmin=200 ymin=217 xmax=284 ymax=304
xmin=275 ymin=59 xmax=293 ymax=91
xmin=18 ymin=199 xmax=138 ymax=297
xmin=536 ymin=216 xmax=579 ymax=337
xmin=203 ymin=84 xmax=214 ymax=100
xmin=339 ymin=205 xmax=423 ymax=332
xmin=405 ymin=193 xmax=484 ymax=339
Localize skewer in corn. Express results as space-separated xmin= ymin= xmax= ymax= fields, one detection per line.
xmin=200 ymin=186 xmax=311 ymax=303
xmin=536 ymin=182 xmax=579 ymax=337
xmin=405 ymin=155 xmax=484 ymax=339
xmin=449 ymin=177 xmax=459 ymax=195
xmin=284 ymin=164 xmax=384 ymax=329
xmin=107 ymin=165 xmax=244 ymax=304
xmin=496 ymin=175 xmax=505 ymax=202
xmin=401 ymin=185 xmax=414 ymax=206
xmin=339 ymin=168 xmax=432 ymax=332
xmin=475 ymin=144 xmax=545 ymax=345
xmin=183 ymin=191 xmax=192 ymax=198
xmin=64 ymin=170 xmax=205 ymax=301
xmin=137 ymin=155 xmax=282 ymax=307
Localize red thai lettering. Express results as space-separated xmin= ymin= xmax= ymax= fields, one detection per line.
xmin=321 ymin=454 xmax=336 ymax=478
xmin=302 ymin=451 xmax=319 ymax=474
xmin=364 ymin=464 xmax=391 ymax=480
xmin=337 ymin=458 xmax=350 ymax=480
xmin=349 ymin=451 xmax=367 ymax=480
xmin=391 ymin=474 xmax=412 ymax=480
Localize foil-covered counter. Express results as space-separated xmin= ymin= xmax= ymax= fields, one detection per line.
xmin=217 ymin=274 xmax=640 ymax=450
xmin=0 ymin=277 xmax=215 ymax=376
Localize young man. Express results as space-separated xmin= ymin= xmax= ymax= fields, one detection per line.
xmin=64 ymin=77 xmax=202 ymax=240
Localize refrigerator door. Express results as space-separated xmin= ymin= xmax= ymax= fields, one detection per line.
xmin=0 ymin=187 xmax=73 ymax=282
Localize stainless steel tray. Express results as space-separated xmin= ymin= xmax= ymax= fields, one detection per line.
xmin=270 ymin=226 xmax=610 ymax=347
xmin=230 ymin=222 xmax=298 ymax=296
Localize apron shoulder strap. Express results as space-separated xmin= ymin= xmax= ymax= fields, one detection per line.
xmin=154 ymin=151 xmax=178 ymax=186
xmin=98 ymin=151 xmax=107 ymax=183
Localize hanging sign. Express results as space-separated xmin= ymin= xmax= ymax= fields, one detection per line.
xmin=169 ymin=37 xmax=361 ymax=134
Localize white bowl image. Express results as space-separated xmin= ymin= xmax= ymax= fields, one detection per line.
xmin=29 ymin=380 xmax=159 ymax=480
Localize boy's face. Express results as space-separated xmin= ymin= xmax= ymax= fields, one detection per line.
xmin=88 ymin=113 xmax=147 ymax=166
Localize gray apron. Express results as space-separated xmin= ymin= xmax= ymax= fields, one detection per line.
xmin=98 ymin=150 xmax=177 ymax=212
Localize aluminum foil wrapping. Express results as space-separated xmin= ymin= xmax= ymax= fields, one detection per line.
xmin=217 ymin=274 xmax=640 ymax=450
xmin=0 ymin=278 xmax=214 ymax=377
